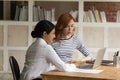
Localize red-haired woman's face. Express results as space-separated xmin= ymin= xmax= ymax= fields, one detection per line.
xmin=63 ymin=19 xmax=74 ymax=37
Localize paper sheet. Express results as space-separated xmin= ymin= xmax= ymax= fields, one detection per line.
xmin=49 ymin=65 xmax=103 ymax=74
xmin=71 ymin=68 xmax=103 ymax=74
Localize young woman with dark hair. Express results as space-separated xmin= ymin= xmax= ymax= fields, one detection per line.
xmin=20 ymin=20 xmax=77 ymax=80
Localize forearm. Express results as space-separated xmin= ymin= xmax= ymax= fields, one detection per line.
xmin=80 ymin=56 xmax=92 ymax=62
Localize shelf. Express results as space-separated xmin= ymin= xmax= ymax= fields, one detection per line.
xmin=1 ymin=0 xmax=79 ymax=22
xmin=84 ymin=1 xmax=120 ymax=22
xmin=83 ymin=22 xmax=120 ymax=27
xmin=33 ymin=1 xmax=78 ymax=21
xmin=3 ymin=1 xmax=28 ymax=21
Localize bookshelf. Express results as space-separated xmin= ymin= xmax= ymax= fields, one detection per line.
xmin=0 ymin=0 xmax=120 ymax=74
xmin=82 ymin=1 xmax=120 ymax=61
xmin=84 ymin=2 xmax=120 ymax=22
xmin=0 ymin=0 xmax=79 ymax=73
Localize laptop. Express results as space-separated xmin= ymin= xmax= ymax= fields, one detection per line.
xmin=79 ymin=48 xmax=106 ymax=69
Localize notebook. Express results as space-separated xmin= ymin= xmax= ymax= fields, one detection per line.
xmin=79 ymin=48 xmax=106 ymax=69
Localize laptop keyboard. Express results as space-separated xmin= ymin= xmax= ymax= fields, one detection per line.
xmin=79 ymin=63 xmax=93 ymax=69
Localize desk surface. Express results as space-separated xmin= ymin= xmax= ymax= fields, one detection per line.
xmin=41 ymin=66 xmax=120 ymax=80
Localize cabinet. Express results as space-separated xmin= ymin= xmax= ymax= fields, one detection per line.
xmin=0 ymin=0 xmax=120 ymax=73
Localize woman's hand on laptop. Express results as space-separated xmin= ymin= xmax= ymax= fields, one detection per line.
xmin=67 ymin=60 xmax=85 ymax=68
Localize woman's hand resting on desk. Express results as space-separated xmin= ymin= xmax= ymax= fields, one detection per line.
xmin=66 ymin=56 xmax=92 ymax=68
xmin=67 ymin=60 xmax=85 ymax=68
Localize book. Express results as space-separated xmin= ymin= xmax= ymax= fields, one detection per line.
xmin=93 ymin=8 xmax=102 ymax=22
xmin=33 ymin=5 xmax=39 ymax=21
xmin=88 ymin=9 xmax=95 ymax=22
xmin=14 ymin=5 xmax=20 ymax=21
xmin=100 ymin=11 xmax=106 ymax=23
xmin=83 ymin=11 xmax=90 ymax=22
xmin=116 ymin=10 xmax=120 ymax=22
xmin=70 ymin=10 xmax=78 ymax=21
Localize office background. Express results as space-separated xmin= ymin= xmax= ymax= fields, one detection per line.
xmin=1 ymin=0 xmax=120 ymax=80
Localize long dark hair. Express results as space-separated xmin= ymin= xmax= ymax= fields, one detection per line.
xmin=31 ymin=20 xmax=55 ymax=38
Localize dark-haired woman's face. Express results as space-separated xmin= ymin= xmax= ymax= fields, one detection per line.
xmin=43 ymin=28 xmax=55 ymax=44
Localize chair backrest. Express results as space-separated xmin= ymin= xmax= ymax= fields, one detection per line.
xmin=9 ymin=56 xmax=20 ymax=80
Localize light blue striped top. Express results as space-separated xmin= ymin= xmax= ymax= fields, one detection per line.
xmin=51 ymin=34 xmax=92 ymax=62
